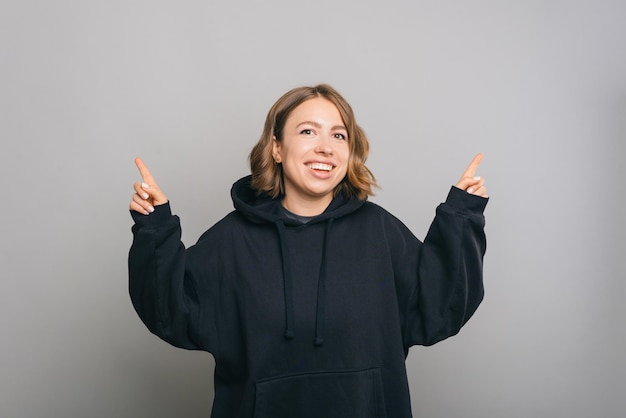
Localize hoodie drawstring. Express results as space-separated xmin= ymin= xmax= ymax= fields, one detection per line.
xmin=275 ymin=218 xmax=333 ymax=346
xmin=314 ymin=218 xmax=333 ymax=346
xmin=275 ymin=220 xmax=295 ymax=340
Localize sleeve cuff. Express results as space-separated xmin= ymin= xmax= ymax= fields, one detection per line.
xmin=130 ymin=202 xmax=173 ymax=226
xmin=445 ymin=186 xmax=489 ymax=214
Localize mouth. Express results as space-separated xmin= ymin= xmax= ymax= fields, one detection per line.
xmin=307 ymin=162 xmax=334 ymax=172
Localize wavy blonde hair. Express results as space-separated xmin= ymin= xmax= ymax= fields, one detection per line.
xmin=249 ymin=84 xmax=377 ymax=200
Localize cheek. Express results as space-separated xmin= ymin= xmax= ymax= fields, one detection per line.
xmin=284 ymin=141 xmax=311 ymax=158
xmin=338 ymin=153 xmax=350 ymax=177
xmin=339 ymin=146 xmax=351 ymax=164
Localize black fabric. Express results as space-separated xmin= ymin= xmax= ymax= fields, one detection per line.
xmin=254 ymin=368 xmax=387 ymax=418
xmin=128 ymin=176 xmax=488 ymax=418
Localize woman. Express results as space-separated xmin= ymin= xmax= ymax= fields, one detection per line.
xmin=129 ymin=84 xmax=488 ymax=418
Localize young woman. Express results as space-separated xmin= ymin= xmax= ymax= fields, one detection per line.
xmin=129 ymin=84 xmax=488 ymax=418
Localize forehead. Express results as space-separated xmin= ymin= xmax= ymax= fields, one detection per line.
xmin=285 ymin=97 xmax=344 ymax=126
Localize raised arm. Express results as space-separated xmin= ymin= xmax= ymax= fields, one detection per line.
xmin=403 ymin=153 xmax=488 ymax=347
xmin=128 ymin=158 xmax=210 ymax=351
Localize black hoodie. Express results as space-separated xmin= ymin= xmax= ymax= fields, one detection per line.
xmin=129 ymin=175 xmax=488 ymax=418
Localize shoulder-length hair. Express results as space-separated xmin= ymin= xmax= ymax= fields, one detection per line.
xmin=249 ymin=84 xmax=377 ymax=200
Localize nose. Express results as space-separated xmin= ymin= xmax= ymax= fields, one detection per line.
xmin=315 ymin=133 xmax=333 ymax=155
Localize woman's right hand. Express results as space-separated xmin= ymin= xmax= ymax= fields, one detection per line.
xmin=130 ymin=157 xmax=169 ymax=215
xmin=454 ymin=153 xmax=488 ymax=198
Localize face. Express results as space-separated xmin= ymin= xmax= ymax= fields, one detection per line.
xmin=273 ymin=97 xmax=350 ymax=213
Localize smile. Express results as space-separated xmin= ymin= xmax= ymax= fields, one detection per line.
xmin=307 ymin=162 xmax=333 ymax=172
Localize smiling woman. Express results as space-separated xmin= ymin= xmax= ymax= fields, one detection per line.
xmin=271 ymin=97 xmax=351 ymax=215
xmin=249 ymin=84 xmax=378 ymax=204
xmin=128 ymin=84 xmax=489 ymax=418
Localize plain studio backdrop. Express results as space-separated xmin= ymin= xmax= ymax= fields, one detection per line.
xmin=1 ymin=1 xmax=624 ymax=417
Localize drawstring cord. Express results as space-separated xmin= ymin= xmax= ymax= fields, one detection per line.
xmin=275 ymin=218 xmax=333 ymax=346
xmin=276 ymin=220 xmax=295 ymax=340
xmin=314 ymin=218 xmax=333 ymax=346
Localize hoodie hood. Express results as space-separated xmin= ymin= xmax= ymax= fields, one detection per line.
xmin=230 ymin=175 xmax=366 ymax=345
xmin=231 ymin=175 xmax=365 ymax=225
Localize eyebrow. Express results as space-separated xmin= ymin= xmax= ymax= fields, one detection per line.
xmin=296 ymin=121 xmax=347 ymax=131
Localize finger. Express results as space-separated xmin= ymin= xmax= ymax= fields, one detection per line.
xmin=131 ymin=194 xmax=155 ymax=214
xmin=133 ymin=182 xmax=150 ymax=200
xmin=130 ymin=200 xmax=150 ymax=215
xmin=455 ymin=175 xmax=482 ymax=191
xmin=137 ymin=181 xmax=167 ymax=205
xmin=472 ymin=176 xmax=485 ymax=189
xmin=133 ymin=179 xmax=163 ymax=200
xmin=132 ymin=193 xmax=154 ymax=211
xmin=130 ymin=198 xmax=150 ymax=215
xmin=135 ymin=157 xmax=156 ymax=185
xmin=461 ymin=153 xmax=484 ymax=179
xmin=133 ymin=158 xmax=168 ymax=205
xmin=469 ymin=185 xmax=488 ymax=198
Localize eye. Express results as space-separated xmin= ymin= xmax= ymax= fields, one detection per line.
xmin=300 ymin=129 xmax=313 ymax=135
xmin=334 ymin=133 xmax=347 ymax=141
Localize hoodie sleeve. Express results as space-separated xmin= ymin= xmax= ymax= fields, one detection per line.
xmin=402 ymin=186 xmax=488 ymax=348
xmin=128 ymin=203 xmax=216 ymax=352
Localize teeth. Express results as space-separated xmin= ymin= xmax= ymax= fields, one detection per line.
xmin=308 ymin=163 xmax=332 ymax=171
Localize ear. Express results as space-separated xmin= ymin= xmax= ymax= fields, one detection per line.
xmin=272 ymin=136 xmax=282 ymax=163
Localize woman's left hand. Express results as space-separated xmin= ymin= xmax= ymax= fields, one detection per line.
xmin=455 ymin=153 xmax=488 ymax=198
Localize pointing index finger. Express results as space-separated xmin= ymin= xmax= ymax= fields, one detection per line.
xmin=462 ymin=153 xmax=484 ymax=178
xmin=134 ymin=157 xmax=155 ymax=184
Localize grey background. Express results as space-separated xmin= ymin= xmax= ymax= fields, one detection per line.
xmin=1 ymin=0 xmax=624 ymax=417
